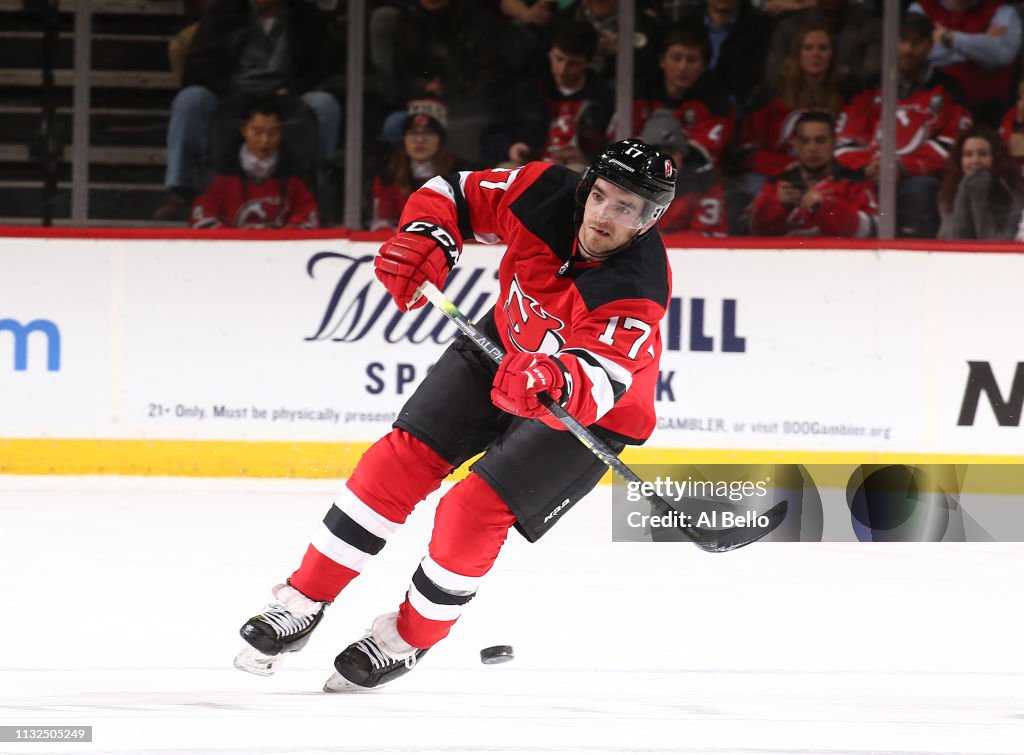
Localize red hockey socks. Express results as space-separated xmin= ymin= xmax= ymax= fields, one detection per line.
xmin=396 ymin=472 xmax=516 ymax=649
xmin=289 ymin=429 xmax=453 ymax=602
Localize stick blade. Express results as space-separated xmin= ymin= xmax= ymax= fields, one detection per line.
xmin=689 ymin=500 xmax=789 ymax=553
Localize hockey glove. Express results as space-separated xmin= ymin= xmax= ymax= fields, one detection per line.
xmin=374 ymin=222 xmax=460 ymax=310
xmin=491 ymin=352 xmax=566 ymax=420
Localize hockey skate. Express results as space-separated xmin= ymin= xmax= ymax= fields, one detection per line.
xmin=323 ymin=612 xmax=428 ymax=692
xmin=234 ymin=583 xmax=326 ymax=677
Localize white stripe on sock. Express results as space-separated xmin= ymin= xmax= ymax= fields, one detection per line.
xmin=335 ymin=487 xmax=403 ymax=539
xmin=311 ymin=523 xmax=372 ymax=572
xmin=420 ymin=555 xmax=481 ymax=595
xmin=407 ymin=583 xmax=464 ymax=622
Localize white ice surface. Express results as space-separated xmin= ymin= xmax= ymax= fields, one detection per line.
xmin=0 ymin=475 xmax=1022 ymax=754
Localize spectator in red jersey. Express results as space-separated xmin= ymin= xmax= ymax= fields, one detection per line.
xmin=640 ymin=108 xmax=728 ymax=235
xmin=479 ymin=20 xmax=613 ymax=171
xmin=190 ymin=95 xmax=318 ymax=229
xmin=621 ymin=25 xmax=736 ymax=168
xmin=739 ymin=20 xmax=851 ymax=196
xmin=155 ymin=0 xmax=341 ymax=222
xmin=371 ymin=100 xmax=464 ymax=231
xmin=746 ymin=111 xmax=878 ymax=237
xmin=835 ymin=13 xmax=972 ymax=237
xmin=937 ymin=126 xmax=1024 ymax=239
xmin=907 ymin=0 xmax=1021 ymax=125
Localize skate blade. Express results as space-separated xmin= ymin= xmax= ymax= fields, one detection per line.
xmin=234 ymin=645 xmax=285 ymax=677
xmin=323 ymin=671 xmax=374 ymax=693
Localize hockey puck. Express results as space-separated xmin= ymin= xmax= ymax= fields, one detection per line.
xmin=480 ymin=645 xmax=514 ymax=665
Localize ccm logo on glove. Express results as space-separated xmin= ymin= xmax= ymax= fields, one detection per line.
xmin=491 ymin=352 xmax=568 ymax=419
xmin=374 ymin=221 xmax=460 ymax=310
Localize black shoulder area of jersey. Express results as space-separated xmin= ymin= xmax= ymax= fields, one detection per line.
xmin=573 ymin=232 xmax=670 ymax=312
xmin=508 ymin=163 xmax=580 ymax=263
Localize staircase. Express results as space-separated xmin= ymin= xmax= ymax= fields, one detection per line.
xmin=0 ymin=0 xmax=186 ymax=226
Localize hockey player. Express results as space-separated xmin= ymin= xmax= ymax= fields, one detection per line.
xmin=235 ymin=140 xmax=677 ymax=691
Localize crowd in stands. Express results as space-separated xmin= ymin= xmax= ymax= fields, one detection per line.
xmin=154 ymin=0 xmax=1024 ymax=240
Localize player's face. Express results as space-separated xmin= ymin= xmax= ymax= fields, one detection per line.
xmin=579 ymin=178 xmax=648 ymax=258
xmin=799 ymin=30 xmax=832 ymax=78
xmin=793 ymin=121 xmax=834 ymax=171
xmin=404 ymin=128 xmax=442 ymax=162
xmin=961 ymin=137 xmax=993 ymax=174
xmin=241 ymin=113 xmax=282 ymax=160
xmin=549 ymin=47 xmax=590 ymax=91
xmin=660 ymin=44 xmax=706 ymax=93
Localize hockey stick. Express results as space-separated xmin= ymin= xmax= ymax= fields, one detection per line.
xmin=418 ymin=281 xmax=787 ymax=553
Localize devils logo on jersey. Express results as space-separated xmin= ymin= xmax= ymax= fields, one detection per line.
xmin=504 ymin=274 xmax=565 ymax=354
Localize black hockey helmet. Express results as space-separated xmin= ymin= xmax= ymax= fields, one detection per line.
xmin=576 ymin=139 xmax=677 ymax=229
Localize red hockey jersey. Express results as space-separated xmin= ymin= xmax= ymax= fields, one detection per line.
xmin=190 ymin=171 xmax=319 ymax=229
xmin=834 ymin=72 xmax=972 ymax=176
xmin=747 ymin=164 xmax=878 ymax=237
xmin=398 ymin=162 xmax=671 ymax=444
xmin=620 ymin=78 xmax=736 ymax=166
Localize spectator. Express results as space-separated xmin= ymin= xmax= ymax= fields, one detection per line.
xmin=623 ymin=25 xmax=736 ymax=167
xmin=997 ymin=80 xmax=1024 ymax=167
xmin=154 ymin=0 xmax=341 ymax=221
xmin=190 ymin=95 xmax=319 ymax=229
xmin=835 ymin=13 xmax=972 ymax=237
xmin=908 ymin=0 xmax=1021 ymax=125
xmin=739 ymin=21 xmax=849 ymax=195
xmin=370 ymin=0 xmax=517 ymax=153
xmin=938 ymin=127 xmax=1024 ymax=239
xmin=679 ymin=0 xmax=770 ymax=106
xmin=765 ymin=0 xmax=883 ymax=89
xmin=479 ymin=20 xmax=613 ymax=170
xmin=746 ymin=111 xmax=878 ymax=237
xmin=640 ymin=108 xmax=728 ymax=235
xmin=371 ymin=101 xmax=465 ymax=231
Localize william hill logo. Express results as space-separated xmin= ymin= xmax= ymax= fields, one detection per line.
xmin=958 ymin=361 xmax=1023 ymax=426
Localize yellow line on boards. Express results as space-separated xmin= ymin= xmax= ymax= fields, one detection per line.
xmin=1 ymin=439 xmax=1021 ymax=479
xmin=0 ymin=439 xmax=369 ymax=478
